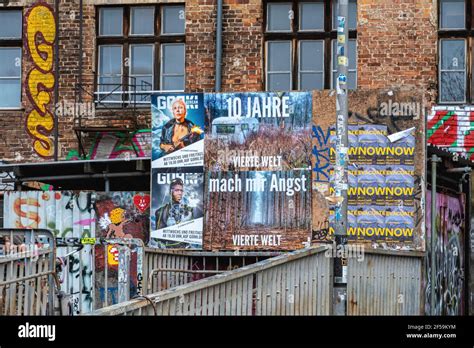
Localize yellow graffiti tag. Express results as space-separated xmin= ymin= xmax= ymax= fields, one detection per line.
xmin=27 ymin=5 xmax=56 ymax=72
xmin=25 ymin=4 xmax=56 ymax=158
xmin=26 ymin=109 xmax=55 ymax=156
xmin=27 ymin=69 xmax=54 ymax=113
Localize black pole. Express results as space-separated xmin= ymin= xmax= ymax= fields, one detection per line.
xmin=53 ymin=0 xmax=59 ymax=161
xmin=79 ymin=0 xmax=83 ymax=103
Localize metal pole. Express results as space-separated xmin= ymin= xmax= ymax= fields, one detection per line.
xmin=334 ymin=0 xmax=349 ymax=282
xmin=53 ymin=0 xmax=60 ymax=161
xmin=215 ymin=0 xmax=223 ymax=92
xmin=78 ymin=0 xmax=83 ymax=103
xmin=430 ymin=154 xmax=441 ymax=315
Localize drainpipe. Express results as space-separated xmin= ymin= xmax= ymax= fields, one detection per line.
xmin=53 ymin=0 xmax=60 ymax=161
xmin=215 ymin=0 xmax=223 ymax=92
xmin=430 ymin=154 xmax=441 ymax=315
xmin=78 ymin=0 xmax=83 ymax=103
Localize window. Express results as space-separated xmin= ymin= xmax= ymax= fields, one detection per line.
xmin=0 ymin=10 xmax=22 ymax=108
xmin=264 ymin=0 xmax=357 ymax=91
xmin=438 ymin=0 xmax=472 ymax=103
xmin=97 ymin=5 xmax=185 ymax=106
xmin=216 ymin=125 xmax=236 ymax=134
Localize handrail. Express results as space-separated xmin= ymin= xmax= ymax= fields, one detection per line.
xmin=88 ymin=245 xmax=329 ymax=316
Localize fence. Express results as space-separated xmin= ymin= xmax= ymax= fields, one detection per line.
xmin=347 ymin=249 xmax=424 ymax=315
xmin=0 ymin=229 xmax=56 ymax=315
xmin=54 ymin=237 xmax=145 ymax=314
xmin=143 ymin=248 xmax=281 ymax=294
xmin=88 ymin=246 xmax=333 ymax=316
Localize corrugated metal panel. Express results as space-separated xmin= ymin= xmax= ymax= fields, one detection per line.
xmin=347 ymin=251 xmax=423 ymax=315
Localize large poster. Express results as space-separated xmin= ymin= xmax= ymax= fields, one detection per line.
xmin=322 ymin=124 xmax=416 ymax=242
xmin=203 ymin=92 xmax=313 ymax=250
xmin=150 ymin=93 xmax=205 ymax=249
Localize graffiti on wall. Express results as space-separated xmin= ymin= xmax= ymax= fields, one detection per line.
xmin=66 ymin=130 xmax=151 ymax=161
xmin=425 ymin=190 xmax=465 ymax=315
xmin=428 ymin=106 xmax=474 ymax=161
xmin=94 ymin=192 xmax=150 ymax=306
xmin=24 ymin=3 xmax=56 ymax=158
xmin=3 ymin=191 xmax=96 ymax=314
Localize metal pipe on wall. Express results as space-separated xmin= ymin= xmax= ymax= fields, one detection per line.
xmin=430 ymin=154 xmax=441 ymax=315
xmin=215 ymin=0 xmax=223 ymax=92
xmin=53 ymin=0 xmax=60 ymax=161
xmin=79 ymin=0 xmax=83 ymax=103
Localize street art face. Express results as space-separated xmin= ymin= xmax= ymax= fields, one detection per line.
xmin=425 ymin=191 xmax=465 ymax=315
xmin=25 ymin=3 xmax=56 ymax=158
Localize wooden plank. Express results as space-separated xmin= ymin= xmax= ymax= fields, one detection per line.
xmin=225 ymin=281 xmax=231 ymax=315
xmin=219 ymin=284 xmax=226 ymax=315
xmin=196 ymin=289 xmax=202 ymax=315
xmin=206 ymin=285 xmax=213 ymax=316
xmin=213 ymin=284 xmax=219 ymax=316
xmin=241 ymin=276 xmax=248 ymax=315
xmin=201 ymin=288 xmax=208 ymax=315
xmin=230 ymin=279 xmax=238 ymax=316
xmin=247 ymin=275 xmax=253 ymax=316
xmin=255 ymin=273 xmax=261 ymax=315
xmin=236 ymin=278 xmax=242 ymax=316
xmin=261 ymin=271 xmax=267 ymax=315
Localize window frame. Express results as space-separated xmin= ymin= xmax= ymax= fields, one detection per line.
xmin=263 ymin=0 xmax=357 ymax=91
xmin=298 ymin=39 xmax=325 ymax=90
xmin=438 ymin=0 xmax=474 ymax=104
xmin=265 ymin=40 xmax=293 ymax=91
xmin=0 ymin=8 xmax=23 ymax=110
xmin=95 ymin=4 xmax=185 ymax=107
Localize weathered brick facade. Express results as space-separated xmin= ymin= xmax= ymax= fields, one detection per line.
xmin=0 ymin=0 xmax=438 ymax=163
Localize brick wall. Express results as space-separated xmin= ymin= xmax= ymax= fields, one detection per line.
xmin=0 ymin=0 xmax=438 ymax=163
xmin=357 ymin=0 xmax=438 ymax=96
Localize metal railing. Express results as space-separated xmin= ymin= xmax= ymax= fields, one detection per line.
xmin=0 ymin=229 xmax=56 ymax=315
xmin=88 ymin=246 xmax=333 ymax=316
